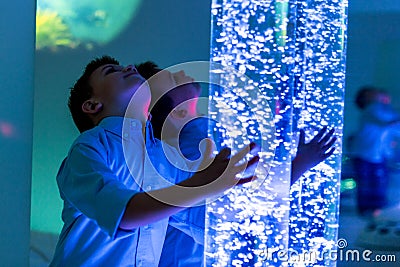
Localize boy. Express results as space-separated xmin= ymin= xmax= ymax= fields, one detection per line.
xmin=137 ymin=61 xmax=337 ymax=266
xmin=50 ymin=56 xmax=259 ymax=266
xmin=350 ymin=86 xmax=400 ymax=215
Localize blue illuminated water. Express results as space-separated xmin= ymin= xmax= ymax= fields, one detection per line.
xmin=206 ymin=0 xmax=347 ymax=266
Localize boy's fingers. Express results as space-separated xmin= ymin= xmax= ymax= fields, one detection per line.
xmin=236 ymin=175 xmax=257 ymax=185
xmin=216 ymin=147 xmax=231 ymax=160
xmin=250 ymin=142 xmax=261 ymax=154
xmin=322 ymin=136 xmax=337 ymax=151
xmin=201 ymin=138 xmax=215 ymax=158
xmin=234 ymin=155 xmax=260 ymax=172
xmin=319 ymin=128 xmax=335 ymax=145
xmin=299 ymin=129 xmax=306 ymax=145
xmin=311 ymin=126 xmax=328 ymax=143
xmin=198 ymin=138 xmax=215 ymax=168
xmin=322 ymin=147 xmax=335 ymax=159
xmin=327 ymin=146 xmax=336 ymax=155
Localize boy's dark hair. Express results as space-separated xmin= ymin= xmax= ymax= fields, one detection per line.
xmin=355 ymin=85 xmax=379 ymax=110
xmin=68 ymin=55 xmax=119 ymax=133
xmin=136 ymin=61 xmax=162 ymax=80
xmin=136 ymin=61 xmax=201 ymax=139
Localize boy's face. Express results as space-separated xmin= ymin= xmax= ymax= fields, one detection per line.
xmin=148 ymin=69 xmax=195 ymax=107
xmin=167 ymin=83 xmax=202 ymax=116
xmin=377 ymin=92 xmax=391 ymax=105
xmin=89 ymin=63 xmax=150 ymax=116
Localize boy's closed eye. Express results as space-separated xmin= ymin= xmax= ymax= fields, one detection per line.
xmin=102 ymin=65 xmax=122 ymax=76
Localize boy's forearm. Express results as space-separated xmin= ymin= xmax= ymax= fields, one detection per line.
xmin=119 ymin=191 xmax=183 ymax=230
xmin=291 ymin=156 xmax=308 ymax=185
xmin=119 ymin=173 xmax=211 ymax=230
xmin=120 ymin=142 xmax=257 ymax=230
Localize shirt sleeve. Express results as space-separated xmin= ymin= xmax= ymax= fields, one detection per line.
xmin=57 ymin=143 xmax=138 ymax=238
xmin=168 ymin=205 xmax=205 ymax=245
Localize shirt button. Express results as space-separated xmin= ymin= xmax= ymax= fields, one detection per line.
xmin=145 ymin=185 xmax=152 ymax=191
xmin=123 ymin=132 xmax=128 ymax=138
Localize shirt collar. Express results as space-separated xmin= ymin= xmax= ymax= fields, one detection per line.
xmin=98 ymin=116 xmax=156 ymax=143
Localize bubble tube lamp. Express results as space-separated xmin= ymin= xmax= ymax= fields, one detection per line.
xmin=206 ymin=0 xmax=347 ymax=266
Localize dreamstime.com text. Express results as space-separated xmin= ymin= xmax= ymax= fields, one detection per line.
xmin=257 ymin=238 xmax=397 ymax=263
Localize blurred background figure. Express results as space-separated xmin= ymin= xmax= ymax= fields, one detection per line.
xmin=348 ymin=85 xmax=400 ymax=217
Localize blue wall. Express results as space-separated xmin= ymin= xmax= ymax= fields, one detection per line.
xmin=0 ymin=0 xmax=36 ymax=266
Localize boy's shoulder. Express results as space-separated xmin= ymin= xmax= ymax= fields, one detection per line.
xmin=72 ymin=125 xmax=106 ymax=146
xmin=71 ymin=117 xmax=124 ymax=146
xmin=67 ymin=125 xmax=114 ymax=158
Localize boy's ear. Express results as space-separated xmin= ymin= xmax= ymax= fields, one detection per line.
xmin=82 ymin=99 xmax=103 ymax=114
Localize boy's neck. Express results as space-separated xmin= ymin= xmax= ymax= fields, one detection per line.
xmin=124 ymin=103 xmax=150 ymax=125
xmin=126 ymin=114 xmax=148 ymax=125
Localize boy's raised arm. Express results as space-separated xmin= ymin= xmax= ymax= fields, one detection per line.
xmin=120 ymin=140 xmax=259 ymax=230
xmin=291 ymin=127 xmax=336 ymax=184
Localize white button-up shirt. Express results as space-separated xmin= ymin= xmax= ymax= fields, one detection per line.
xmin=50 ymin=116 xmax=196 ymax=267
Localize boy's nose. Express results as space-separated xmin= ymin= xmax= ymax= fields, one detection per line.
xmin=123 ymin=64 xmax=135 ymax=72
